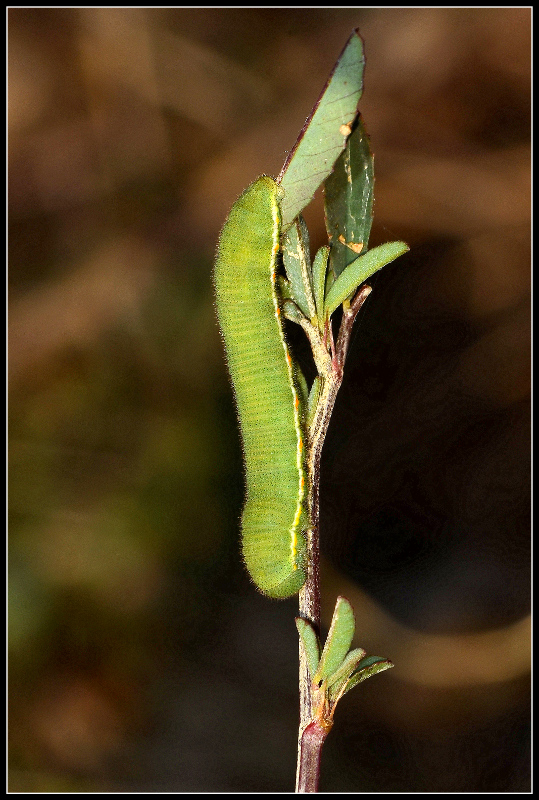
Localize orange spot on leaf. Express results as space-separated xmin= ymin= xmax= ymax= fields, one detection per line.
xmin=338 ymin=234 xmax=364 ymax=254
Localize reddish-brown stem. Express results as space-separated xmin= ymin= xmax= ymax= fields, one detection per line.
xmin=295 ymin=284 xmax=372 ymax=792
xmin=296 ymin=721 xmax=331 ymax=793
xmin=335 ymin=285 xmax=372 ymax=370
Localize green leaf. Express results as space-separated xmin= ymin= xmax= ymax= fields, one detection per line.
xmin=324 ymin=241 xmax=409 ymax=317
xmin=278 ymin=30 xmax=365 ymax=231
xmin=313 ymin=596 xmax=355 ymax=684
xmin=276 ymin=275 xmax=293 ymax=303
xmin=326 ymin=647 xmax=366 ymax=702
xmin=325 ymin=267 xmax=336 ymax=300
xmin=281 ymin=216 xmax=315 ymax=318
xmin=307 ymin=375 xmax=321 ymax=428
xmin=324 ymin=114 xmax=374 ymax=278
xmin=296 ymin=618 xmax=321 ymax=678
xmin=282 ymin=298 xmax=306 ymax=325
xmin=341 ymin=656 xmax=394 ymax=696
xmin=312 ymin=246 xmax=330 ymax=324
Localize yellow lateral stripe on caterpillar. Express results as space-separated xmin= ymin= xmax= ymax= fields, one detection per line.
xmin=214 ymin=176 xmax=308 ymax=598
xmin=269 ymin=193 xmax=306 ymax=570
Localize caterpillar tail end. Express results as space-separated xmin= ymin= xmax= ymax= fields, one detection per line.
xmin=242 ymin=527 xmax=307 ymax=599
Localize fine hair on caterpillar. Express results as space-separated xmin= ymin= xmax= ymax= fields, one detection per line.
xmin=214 ymin=176 xmax=308 ymax=598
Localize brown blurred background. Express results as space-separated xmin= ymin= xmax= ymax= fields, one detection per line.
xmin=8 ymin=8 xmax=530 ymax=792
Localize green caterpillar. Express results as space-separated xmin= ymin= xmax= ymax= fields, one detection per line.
xmin=214 ymin=176 xmax=307 ymax=598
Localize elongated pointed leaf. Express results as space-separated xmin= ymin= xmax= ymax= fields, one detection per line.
xmin=313 ymin=596 xmax=355 ymax=683
xmin=324 ymin=241 xmax=409 ymax=317
xmin=312 ymin=246 xmax=330 ymax=322
xmin=342 ymin=657 xmax=394 ymax=696
xmin=324 ymin=114 xmax=374 ymax=278
xmin=307 ymin=375 xmax=321 ymax=428
xmin=325 ymin=267 xmax=336 ymax=300
xmin=278 ymin=30 xmax=365 ymax=230
xmin=327 ymin=647 xmax=367 ymax=689
xmin=296 ymin=618 xmax=321 ymax=678
xmin=276 ymin=275 xmax=293 ymax=303
xmin=327 ymin=647 xmax=367 ymax=703
xmin=282 ymin=298 xmax=306 ymax=325
xmin=281 ymin=216 xmax=315 ymax=318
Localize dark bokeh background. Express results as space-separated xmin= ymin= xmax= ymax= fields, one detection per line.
xmin=8 ymin=8 xmax=530 ymax=792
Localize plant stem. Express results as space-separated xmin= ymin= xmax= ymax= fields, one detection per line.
xmin=296 ymin=720 xmax=331 ymax=794
xmin=295 ymin=285 xmax=372 ymax=793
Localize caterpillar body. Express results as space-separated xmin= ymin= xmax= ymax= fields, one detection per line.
xmin=214 ymin=176 xmax=308 ymax=598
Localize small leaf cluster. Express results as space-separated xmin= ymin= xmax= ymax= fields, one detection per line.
xmin=296 ymin=597 xmax=393 ymax=724
xmin=279 ymin=116 xmax=408 ymax=339
xmin=273 ymin=31 xmax=408 ymax=438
